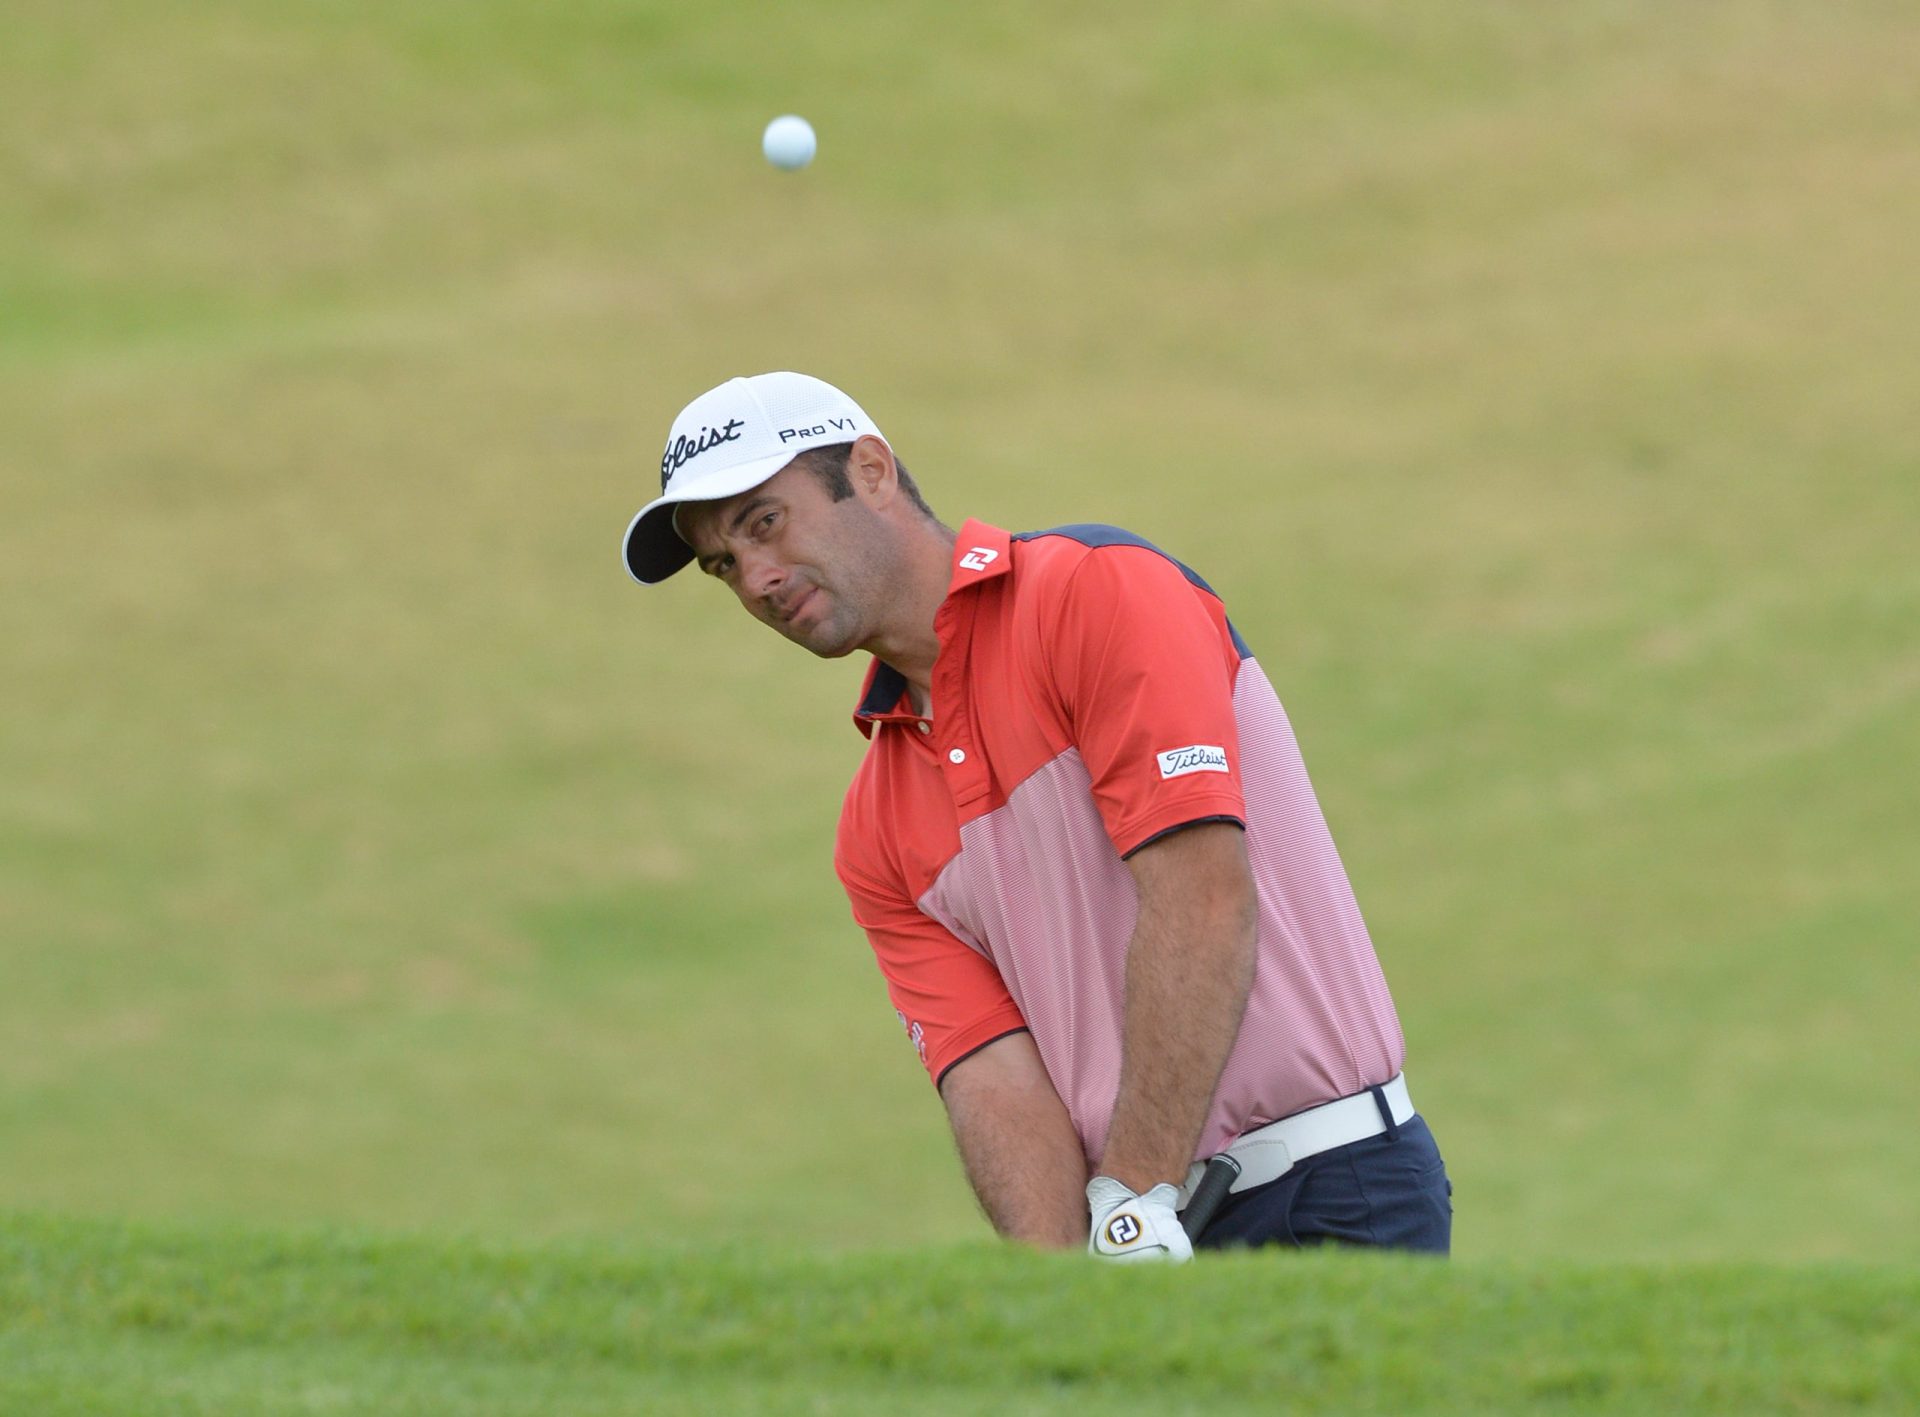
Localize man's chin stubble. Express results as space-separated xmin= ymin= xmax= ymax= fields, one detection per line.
xmin=794 ymin=615 xmax=865 ymax=660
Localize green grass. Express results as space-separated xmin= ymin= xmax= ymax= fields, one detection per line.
xmin=3 ymin=1214 xmax=1916 ymax=1414
xmin=3 ymin=0 xmax=1918 ymax=1277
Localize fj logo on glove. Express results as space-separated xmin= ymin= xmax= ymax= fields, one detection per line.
xmin=1105 ymin=1213 xmax=1142 ymax=1246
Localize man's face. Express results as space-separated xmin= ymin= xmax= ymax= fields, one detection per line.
xmin=677 ymin=458 xmax=892 ymax=659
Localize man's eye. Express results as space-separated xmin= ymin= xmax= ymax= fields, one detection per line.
xmin=756 ymin=512 xmax=777 ymax=534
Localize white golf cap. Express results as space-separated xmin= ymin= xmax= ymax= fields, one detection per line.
xmin=623 ymin=371 xmax=884 ymax=585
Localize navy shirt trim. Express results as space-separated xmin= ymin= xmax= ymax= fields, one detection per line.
xmin=857 ymin=661 xmax=912 ymax=719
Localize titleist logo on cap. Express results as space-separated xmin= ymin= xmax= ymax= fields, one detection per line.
xmin=660 ymin=418 xmax=745 ymax=489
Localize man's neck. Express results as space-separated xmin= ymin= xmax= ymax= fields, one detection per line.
xmin=863 ymin=522 xmax=956 ymax=711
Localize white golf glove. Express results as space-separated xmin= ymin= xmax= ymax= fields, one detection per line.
xmin=1086 ymin=1175 xmax=1193 ymax=1263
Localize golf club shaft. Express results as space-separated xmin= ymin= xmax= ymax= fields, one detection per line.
xmin=1180 ymin=1153 xmax=1241 ymax=1240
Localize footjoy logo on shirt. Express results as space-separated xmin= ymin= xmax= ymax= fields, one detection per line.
xmin=1157 ymin=745 xmax=1229 ymax=779
xmin=895 ymin=1010 xmax=928 ymax=1064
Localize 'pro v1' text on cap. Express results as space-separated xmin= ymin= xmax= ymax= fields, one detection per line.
xmin=623 ymin=372 xmax=883 ymax=585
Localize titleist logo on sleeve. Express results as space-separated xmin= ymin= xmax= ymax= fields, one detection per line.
xmin=660 ymin=418 xmax=746 ymax=488
xmin=1157 ymin=745 xmax=1229 ymax=779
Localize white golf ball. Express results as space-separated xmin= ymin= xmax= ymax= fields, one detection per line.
xmin=762 ymin=115 xmax=816 ymax=171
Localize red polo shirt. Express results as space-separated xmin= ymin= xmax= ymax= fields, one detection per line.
xmin=835 ymin=521 xmax=1404 ymax=1165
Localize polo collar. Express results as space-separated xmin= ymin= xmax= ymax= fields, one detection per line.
xmin=850 ymin=519 xmax=1013 ymax=737
xmin=945 ymin=519 xmax=1013 ymax=593
xmin=852 ymin=658 xmax=912 ymax=737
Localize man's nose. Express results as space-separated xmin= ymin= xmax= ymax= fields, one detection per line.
xmin=738 ymin=548 xmax=786 ymax=603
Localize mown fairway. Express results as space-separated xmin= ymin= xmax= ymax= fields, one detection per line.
xmin=4 ymin=0 xmax=1918 ymax=1286
xmin=4 ymin=1215 xmax=1918 ymax=1414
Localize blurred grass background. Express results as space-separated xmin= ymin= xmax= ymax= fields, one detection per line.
xmin=3 ymin=0 xmax=1917 ymax=1260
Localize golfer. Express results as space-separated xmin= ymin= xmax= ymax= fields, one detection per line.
xmin=626 ymin=372 xmax=1452 ymax=1260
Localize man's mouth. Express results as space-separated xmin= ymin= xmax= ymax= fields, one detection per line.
xmin=780 ymin=587 xmax=817 ymax=624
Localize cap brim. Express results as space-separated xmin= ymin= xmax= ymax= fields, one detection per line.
xmin=621 ymin=448 xmax=800 ymax=585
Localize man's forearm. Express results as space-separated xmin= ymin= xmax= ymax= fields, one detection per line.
xmin=940 ymin=1032 xmax=1088 ymax=1248
xmin=1099 ymin=824 xmax=1259 ymax=1194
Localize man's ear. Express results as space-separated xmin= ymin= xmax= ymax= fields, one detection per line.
xmin=847 ymin=435 xmax=898 ymax=503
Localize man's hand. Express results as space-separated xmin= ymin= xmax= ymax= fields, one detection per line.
xmin=1086 ymin=1176 xmax=1193 ymax=1263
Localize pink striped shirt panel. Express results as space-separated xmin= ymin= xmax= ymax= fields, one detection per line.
xmin=918 ymin=656 xmax=1405 ymax=1163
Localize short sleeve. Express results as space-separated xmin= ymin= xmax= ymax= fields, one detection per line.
xmin=1044 ymin=544 xmax=1248 ymax=857
xmin=836 ymin=855 xmax=1029 ymax=1088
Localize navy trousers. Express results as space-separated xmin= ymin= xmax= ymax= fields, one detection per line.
xmin=1193 ymin=1106 xmax=1453 ymax=1255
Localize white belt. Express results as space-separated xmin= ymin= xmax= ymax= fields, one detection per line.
xmin=1178 ymin=1074 xmax=1416 ymax=1208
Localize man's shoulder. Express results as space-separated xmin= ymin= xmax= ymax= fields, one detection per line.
xmin=1013 ymin=523 xmax=1167 ymax=557
xmin=1009 ymin=523 xmax=1229 ymax=611
xmin=1007 ymin=523 xmax=1152 ymax=596
xmin=1007 ymin=522 xmax=1250 ymax=661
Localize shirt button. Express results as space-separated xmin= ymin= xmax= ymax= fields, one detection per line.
xmin=948 ymin=748 xmax=967 ymax=765
xmin=916 ymin=721 xmax=931 ymax=735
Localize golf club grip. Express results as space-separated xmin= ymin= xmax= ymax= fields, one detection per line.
xmin=1180 ymin=1153 xmax=1242 ymax=1240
